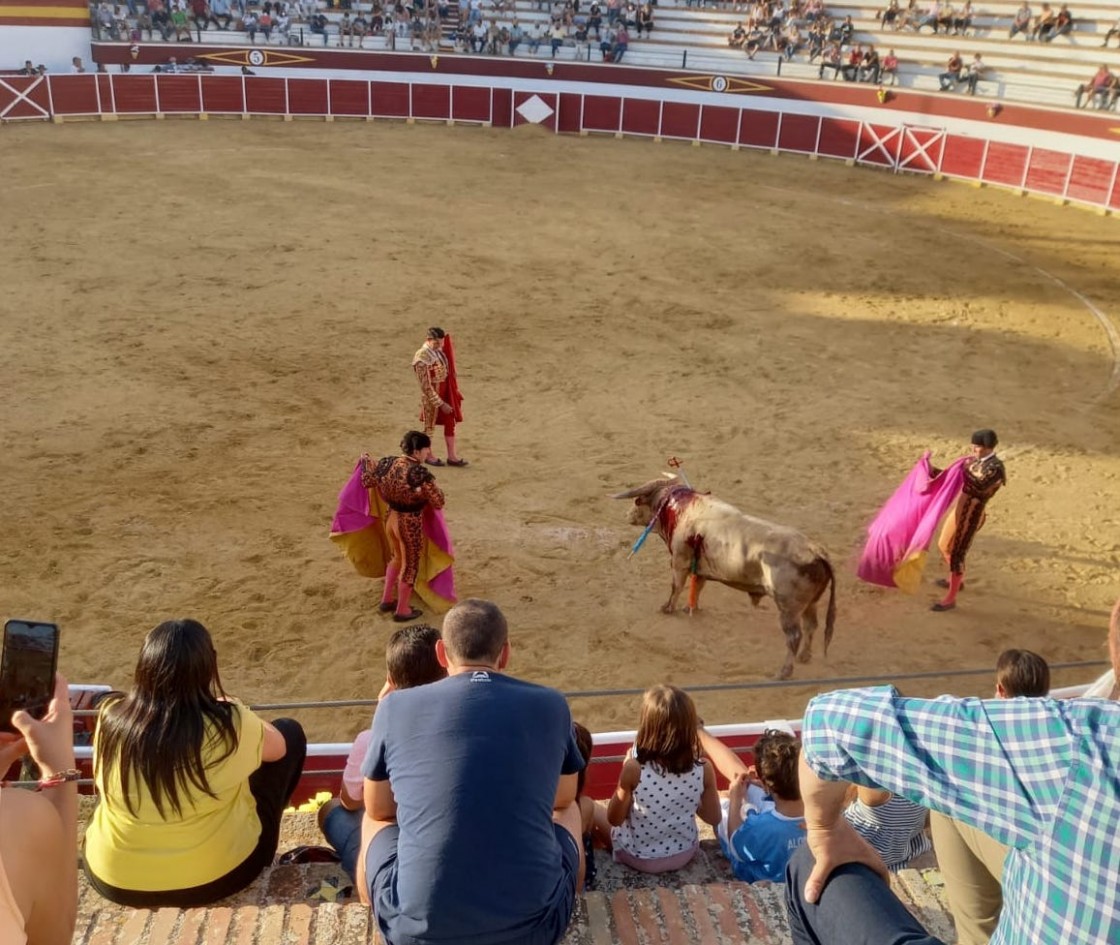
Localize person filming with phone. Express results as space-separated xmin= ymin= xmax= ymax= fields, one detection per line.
xmin=0 ymin=670 xmax=79 ymax=945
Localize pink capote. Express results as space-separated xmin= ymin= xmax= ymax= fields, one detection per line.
xmin=329 ymin=460 xmax=457 ymax=611
xmin=857 ymin=452 xmax=966 ymax=594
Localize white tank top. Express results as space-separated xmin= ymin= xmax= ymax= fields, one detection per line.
xmin=611 ymin=749 xmax=705 ymax=860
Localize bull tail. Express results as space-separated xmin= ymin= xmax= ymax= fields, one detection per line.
xmin=821 ymin=555 xmax=837 ymax=657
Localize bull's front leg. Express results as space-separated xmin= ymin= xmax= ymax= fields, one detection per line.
xmin=662 ymin=563 xmax=689 ymax=614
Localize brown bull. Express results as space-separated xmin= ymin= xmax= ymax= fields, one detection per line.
xmin=613 ymin=475 xmax=837 ymax=679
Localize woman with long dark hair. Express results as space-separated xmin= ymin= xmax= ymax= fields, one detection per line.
xmin=83 ymin=619 xmax=307 ymax=907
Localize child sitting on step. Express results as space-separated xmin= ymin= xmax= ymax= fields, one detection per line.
xmin=700 ymin=727 xmax=806 ymax=882
xmin=594 ymin=685 xmax=722 ymax=873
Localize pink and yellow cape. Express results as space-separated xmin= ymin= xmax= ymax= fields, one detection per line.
xmin=329 ymin=460 xmax=457 ymax=612
xmin=857 ymin=452 xmax=966 ymax=594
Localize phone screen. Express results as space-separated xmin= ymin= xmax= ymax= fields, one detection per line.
xmin=0 ymin=620 xmax=59 ymax=733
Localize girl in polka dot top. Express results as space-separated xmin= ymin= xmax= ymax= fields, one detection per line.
xmin=595 ymin=685 xmax=722 ymax=873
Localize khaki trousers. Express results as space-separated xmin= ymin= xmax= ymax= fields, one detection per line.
xmin=929 ymin=812 xmax=1008 ymax=945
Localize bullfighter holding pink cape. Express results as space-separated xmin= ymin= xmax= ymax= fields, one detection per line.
xmin=330 ymin=431 xmax=457 ymax=620
xmin=859 ymin=429 xmax=1006 ymax=610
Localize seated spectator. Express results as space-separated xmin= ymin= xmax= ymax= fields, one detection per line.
xmin=939 ymin=49 xmax=964 ymax=89
xmin=470 ymin=17 xmax=487 ymax=51
xmin=729 ymin=21 xmax=748 ymax=46
xmin=487 ymin=18 xmax=503 ymax=53
xmin=189 ymin=0 xmax=208 ymax=30
xmin=350 ymin=14 xmax=368 ymax=45
xmin=877 ymin=0 xmax=901 ymax=29
xmin=550 ymin=20 xmax=567 ymax=55
xmin=151 ymin=1 xmax=173 ymax=39
xmin=507 ymin=17 xmax=523 ymax=52
xmin=598 ymin=24 xmax=614 ymax=58
xmin=243 ymin=8 xmax=260 ymax=36
xmin=702 ymin=727 xmax=806 ymax=882
xmin=936 ymin=1 xmax=955 ymax=32
xmin=528 ymin=20 xmax=547 ymax=52
xmin=841 ymin=42 xmax=862 ymax=80
xmin=170 ymin=1 xmax=192 ymax=39
xmin=572 ymin=723 xmax=598 ymax=891
xmin=858 ymin=43 xmax=881 ymax=81
xmin=1104 ymin=14 xmax=1120 ymax=47
xmin=880 ymin=47 xmax=899 ymax=83
xmin=807 ymin=19 xmax=828 ymax=58
xmin=257 ymin=8 xmax=273 ymax=38
xmin=1045 ymin=2 xmax=1072 ymax=40
xmin=915 ymin=0 xmax=940 ymax=32
xmin=318 ymin=625 xmax=446 ymax=880
xmin=72 ymin=55 xmax=86 ymax=72
xmin=635 ymin=2 xmax=652 ymax=36
xmin=843 ymin=786 xmax=930 ymax=871
xmin=355 ymin=599 xmax=585 ymax=945
xmin=832 ymin=13 xmax=853 ymax=43
xmin=274 ymin=8 xmax=291 ymax=40
xmin=592 ymin=686 xmax=721 ymax=874
xmin=338 ymin=10 xmax=354 ymax=43
xmin=308 ymin=10 xmax=328 ymax=41
xmin=1030 ymin=2 xmax=1055 ymax=40
xmin=0 ymin=673 xmax=79 ymax=945
xmin=1009 ymin=1 xmax=1031 ymax=37
xmin=952 ymin=0 xmax=972 ymax=33
xmin=207 ymin=0 xmax=231 ymax=28
xmin=611 ymin=21 xmax=628 ymax=60
xmin=587 ymin=1 xmax=602 ymax=37
xmin=961 ymin=51 xmax=985 ymax=93
xmin=83 ymin=619 xmax=307 ymax=907
xmin=782 ymin=22 xmax=805 ymax=58
xmin=817 ymin=40 xmax=843 ymax=78
xmin=785 ymin=597 xmax=1120 ymax=945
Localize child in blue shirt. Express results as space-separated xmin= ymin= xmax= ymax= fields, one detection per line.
xmin=701 ymin=728 xmax=805 ymax=882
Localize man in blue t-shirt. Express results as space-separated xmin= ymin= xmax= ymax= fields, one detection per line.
xmin=358 ymin=598 xmax=586 ymax=945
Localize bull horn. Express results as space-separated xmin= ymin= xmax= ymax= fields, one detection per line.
xmin=609 ymin=476 xmax=676 ymax=500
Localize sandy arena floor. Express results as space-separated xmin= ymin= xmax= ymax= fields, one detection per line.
xmin=1 ymin=119 xmax=1118 ymax=741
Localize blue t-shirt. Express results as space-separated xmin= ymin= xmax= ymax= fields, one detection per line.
xmin=363 ymin=670 xmax=585 ymax=944
xmin=721 ymin=787 xmax=806 ymax=883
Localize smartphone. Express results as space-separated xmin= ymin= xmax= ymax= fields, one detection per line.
xmin=0 ymin=620 xmax=60 ymax=733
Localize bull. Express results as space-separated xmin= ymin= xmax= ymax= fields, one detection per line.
xmin=612 ymin=475 xmax=836 ymax=679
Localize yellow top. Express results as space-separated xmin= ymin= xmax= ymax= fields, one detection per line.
xmin=84 ymin=704 xmax=265 ymax=891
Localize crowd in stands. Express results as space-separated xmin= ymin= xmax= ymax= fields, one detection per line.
xmin=5 ymin=595 xmax=1119 ymax=945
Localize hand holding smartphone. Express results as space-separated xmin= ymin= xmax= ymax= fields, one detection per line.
xmin=0 ymin=620 xmax=60 ymax=733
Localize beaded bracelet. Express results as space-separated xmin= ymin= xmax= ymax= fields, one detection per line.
xmin=1 ymin=768 xmax=82 ymax=791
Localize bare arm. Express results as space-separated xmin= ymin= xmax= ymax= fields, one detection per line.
xmin=365 ymin=775 xmax=398 ymax=823
xmin=553 ymin=772 xmax=578 ymax=812
xmin=696 ymin=760 xmax=723 ymax=828
xmin=260 ymin=719 xmax=288 ymax=763
xmin=856 ymin=785 xmax=892 ymax=808
xmin=698 ymin=726 xmax=752 ymax=781
xmin=606 ymin=755 xmax=640 ymax=827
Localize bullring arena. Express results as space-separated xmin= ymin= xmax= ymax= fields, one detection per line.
xmin=2 ymin=114 xmax=1118 ymax=739
xmin=2 ymin=17 xmax=1120 ymax=942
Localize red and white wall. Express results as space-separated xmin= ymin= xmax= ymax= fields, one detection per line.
xmin=2 ymin=45 xmax=1117 ymax=212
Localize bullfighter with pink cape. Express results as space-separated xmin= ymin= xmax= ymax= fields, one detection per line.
xmin=330 ymin=456 xmax=457 ymax=616
xmin=858 ymin=452 xmax=967 ymax=594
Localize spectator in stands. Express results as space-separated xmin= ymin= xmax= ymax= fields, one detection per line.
xmin=318 ymin=625 xmax=447 ymax=881
xmin=189 ymin=0 xmax=208 ymax=30
xmin=308 ymin=10 xmax=328 ymax=40
xmin=598 ymin=23 xmax=614 ymax=57
xmin=807 ymin=18 xmax=828 ymax=57
xmin=1103 ymin=13 xmax=1120 ymax=46
xmin=994 ymin=648 xmax=1050 ymax=696
xmin=1030 ymin=2 xmax=1055 ymax=39
xmin=702 ymin=728 xmax=806 ymax=882
xmin=339 ymin=10 xmax=355 ymax=43
xmin=833 ymin=13 xmax=853 ymax=43
xmin=818 ymin=39 xmax=843 ymax=77
xmin=1009 ymin=0 xmax=1031 ymax=37
xmin=915 ymin=0 xmax=940 ymax=32
xmin=572 ymin=723 xmax=598 ymax=890
xmin=549 ymin=19 xmax=567 ymax=54
xmin=487 ymin=18 xmax=503 ymax=53
xmin=787 ymin=603 xmax=1120 ymax=945
xmin=349 ymin=12 xmax=367 ymax=45
xmin=858 ymin=43 xmax=881 ymax=81
xmin=0 ymin=673 xmax=78 ymax=945
xmin=729 ymin=21 xmax=748 ymax=45
xmin=952 ymin=0 xmax=972 ymax=33
xmin=170 ymin=0 xmax=192 ymax=38
xmin=880 ymin=47 xmax=899 ymax=82
xmin=243 ymin=7 xmax=260 ymax=37
xmin=587 ymin=1 xmax=602 ymax=36
xmin=470 ymin=16 xmax=487 ymax=50
xmin=877 ymin=0 xmax=901 ymax=29
xmin=72 ymin=55 xmax=87 ymax=72
xmin=936 ymin=1 xmax=955 ymax=32
xmin=636 ymin=3 xmax=652 ymax=36
xmin=356 ymin=599 xmax=585 ymax=945
xmin=207 ymin=0 xmax=231 ymax=28
xmin=151 ymin=0 xmax=173 ymax=40
xmin=938 ymin=49 xmax=964 ymax=89
xmin=592 ymin=686 xmax=721 ymax=874
xmin=1075 ymin=65 xmax=1116 ymax=107
xmin=611 ymin=20 xmax=629 ymax=60
xmin=1045 ymin=2 xmax=1073 ymax=40
xmin=961 ymin=51 xmax=985 ymax=93
xmin=843 ymin=785 xmax=930 ymax=872
xmin=782 ymin=22 xmax=805 ymax=57
xmin=841 ymin=42 xmax=862 ymax=80
xmin=506 ymin=17 xmax=523 ymax=52
xmin=83 ymin=619 xmax=307 ymax=907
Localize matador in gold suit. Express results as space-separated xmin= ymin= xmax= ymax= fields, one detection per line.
xmin=412 ymin=326 xmax=466 ymax=467
xmin=932 ymin=428 xmax=1006 ymax=612
xmin=361 ymin=431 xmax=445 ymax=622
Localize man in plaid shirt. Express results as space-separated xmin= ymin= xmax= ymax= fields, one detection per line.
xmin=785 ymin=597 xmax=1120 ymax=945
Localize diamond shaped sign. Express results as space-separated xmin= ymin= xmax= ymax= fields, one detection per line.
xmin=516 ymin=94 xmax=555 ymax=125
